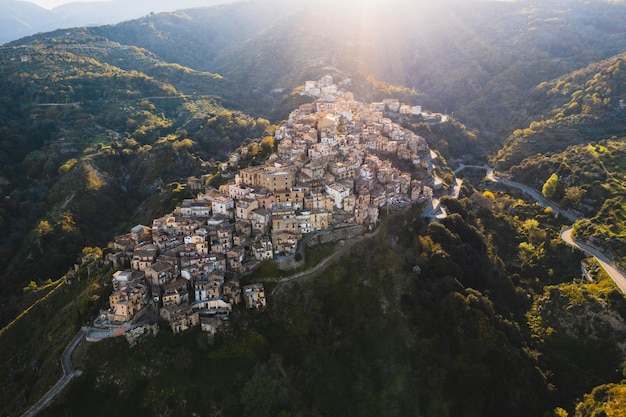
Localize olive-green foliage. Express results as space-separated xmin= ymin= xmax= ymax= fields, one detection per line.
xmin=5 ymin=191 xmax=622 ymax=417
xmin=509 ymin=137 xmax=626 ymax=268
xmin=0 ymin=34 xmax=268 ymax=302
xmin=542 ymin=173 xmax=561 ymax=199
xmin=496 ymin=55 xmax=626 ymax=169
xmin=0 ymin=263 xmax=113 ymax=417
xmin=400 ymin=117 xmax=480 ymax=161
xmin=74 ymin=0 xmax=626 ymax=143
xmin=575 ymin=383 xmax=626 ymax=417
xmin=37 ymin=206 xmax=553 ymax=417
xmin=527 ymin=263 xmax=626 ymax=407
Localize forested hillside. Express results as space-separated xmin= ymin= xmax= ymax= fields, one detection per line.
xmin=21 ymin=202 xmax=576 ymax=417
xmin=496 ymin=54 xmax=626 ymax=169
xmin=0 ymin=32 xmax=271 ymax=322
xmin=508 ymin=137 xmax=626 ymax=270
xmin=2 ymin=1 xmax=626 ymax=416
xmin=84 ymin=0 xmax=626 ymax=145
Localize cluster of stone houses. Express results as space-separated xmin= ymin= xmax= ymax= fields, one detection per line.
xmin=101 ymin=75 xmax=437 ymax=336
xmin=104 ymin=220 xmax=265 ymax=335
xmin=273 ymin=75 xmax=437 ymax=225
xmin=302 ymin=76 xmax=422 ymax=116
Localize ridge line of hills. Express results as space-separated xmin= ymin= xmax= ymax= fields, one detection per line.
xmin=2 ymin=1 xmax=626 ymax=416
xmin=0 ymin=0 xmax=240 ymax=45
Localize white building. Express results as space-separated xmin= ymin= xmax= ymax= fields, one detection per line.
xmin=212 ymin=197 xmax=234 ymax=216
xmin=325 ymin=183 xmax=351 ymax=209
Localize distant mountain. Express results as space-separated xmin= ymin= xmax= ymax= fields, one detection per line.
xmin=51 ymin=0 xmax=237 ymax=27
xmin=0 ymin=0 xmax=237 ymax=45
xmin=0 ymin=0 xmax=56 ymax=44
xmin=85 ymin=0 xmax=626 ymax=146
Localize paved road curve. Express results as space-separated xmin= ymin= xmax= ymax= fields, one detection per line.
xmin=456 ymin=164 xmax=626 ymax=295
xmin=20 ymin=330 xmax=85 ymax=417
xmin=455 ymin=164 xmax=582 ymax=222
xmin=561 ymin=228 xmax=626 ymax=295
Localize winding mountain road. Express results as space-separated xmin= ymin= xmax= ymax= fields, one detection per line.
xmin=456 ymin=164 xmax=582 ymax=222
xmin=494 ymin=169 xmax=626 ymax=293
xmin=561 ymin=228 xmax=626 ymax=294
xmin=456 ymin=164 xmax=626 ymax=294
xmin=20 ymin=330 xmax=85 ymax=417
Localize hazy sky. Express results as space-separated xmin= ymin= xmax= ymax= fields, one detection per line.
xmin=27 ymin=0 xmax=106 ymax=8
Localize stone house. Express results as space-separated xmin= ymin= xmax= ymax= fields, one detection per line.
xmin=194 ymin=275 xmax=222 ymax=301
xmin=145 ymin=261 xmax=176 ymax=287
xmin=131 ymin=245 xmax=158 ymax=272
xmin=235 ymin=198 xmax=259 ymax=221
xmin=107 ymin=281 xmax=148 ymax=323
xmin=251 ymin=208 xmax=271 ymax=235
xmin=252 ymin=237 xmax=274 ymax=261
xmin=162 ymin=278 xmax=189 ymax=307
xmin=160 ymin=304 xmax=199 ymax=334
xmin=271 ymin=231 xmax=299 ymax=255
xmin=243 ymin=283 xmax=267 ymax=309
xmin=222 ymin=281 xmax=241 ymax=304
xmin=226 ymin=246 xmax=245 ymax=273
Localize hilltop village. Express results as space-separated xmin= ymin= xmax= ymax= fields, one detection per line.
xmin=99 ymin=75 xmax=445 ymax=338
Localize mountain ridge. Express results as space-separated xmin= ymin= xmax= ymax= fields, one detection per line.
xmin=2 ymin=1 xmax=626 ymax=416
xmin=0 ymin=0 xmax=238 ymax=45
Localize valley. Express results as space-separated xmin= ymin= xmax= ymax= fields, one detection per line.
xmin=2 ymin=0 xmax=626 ymax=416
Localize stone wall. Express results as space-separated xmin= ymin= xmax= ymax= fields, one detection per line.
xmin=304 ymin=224 xmax=365 ymax=248
xmin=275 ymin=224 xmax=365 ymax=271
xmin=275 ymin=254 xmax=305 ymax=271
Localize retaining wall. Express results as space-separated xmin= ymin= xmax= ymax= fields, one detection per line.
xmin=276 ymin=224 xmax=365 ymax=271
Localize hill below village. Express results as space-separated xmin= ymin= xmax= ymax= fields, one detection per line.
xmin=2 ymin=0 xmax=626 ymax=416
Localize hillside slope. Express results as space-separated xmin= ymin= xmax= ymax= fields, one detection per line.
xmin=496 ymin=54 xmax=626 ymax=169
xmin=81 ymin=0 xmax=626 ymax=145
xmin=0 ymin=31 xmax=269 ymax=316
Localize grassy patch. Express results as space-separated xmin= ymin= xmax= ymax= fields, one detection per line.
xmin=303 ymin=243 xmax=336 ymax=269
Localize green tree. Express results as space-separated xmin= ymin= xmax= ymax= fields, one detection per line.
xmin=564 ymin=186 xmax=585 ymax=205
xmin=81 ymin=246 xmax=103 ymax=259
xmin=22 ymin=281 xmax=37 ymax=293
xmin=35 ymin=220 xmax=53 ymax=237
xmin=261 ymin=136 xmax=274 ymax=152
xmin=542 ymin=173 xmax=560 ymax=199
xmin=554 ymin=407 xmax=568 ymax=417
xmin=520 ymin=219 xmax=540 ymax=238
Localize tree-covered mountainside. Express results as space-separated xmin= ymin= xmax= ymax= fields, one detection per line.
xmin=0 ymin=33 xmax=272 ymax=322
xmin=496 ymin=54 xmax=626 ymax=169
xmin=9 ymin=0 xmax=625 ymax=152
xmin=0 ymin=0 xmax=237 ymax=45
xmin=400 ymin=1 xmax=626 ymax=139
xmin=3 ymin=183 xmax=623 ymax=417
xmin=507 ymin=136 xmax=626 ymax=269
xmin=82 ymin=0 xmax=626 ymax=146
xmin=0 ymin=201 xmax=569 ymax=416
xmin=3 ymin=1 xmax=626 ymax=416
